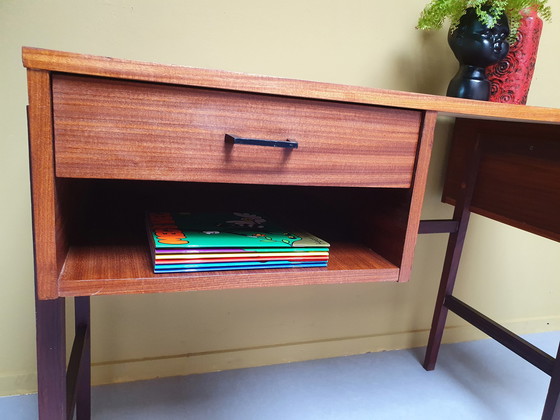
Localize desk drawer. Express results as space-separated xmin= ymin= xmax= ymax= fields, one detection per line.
xmin=53 ymin=74 xmax=422 ymax=187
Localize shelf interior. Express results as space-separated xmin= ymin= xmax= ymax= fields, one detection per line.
xmin=56 ymin=179 xmax=412 ymax=296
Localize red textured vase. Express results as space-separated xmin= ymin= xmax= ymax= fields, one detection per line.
xmin=487 ymin=9 xmax=543 ymax=104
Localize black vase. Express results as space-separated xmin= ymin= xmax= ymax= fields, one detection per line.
xmin=447 ymin=8 xmax=510 ymax=100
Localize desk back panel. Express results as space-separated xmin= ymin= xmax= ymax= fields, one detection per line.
xmin=443 ymin=118 xmax=560 ymax=243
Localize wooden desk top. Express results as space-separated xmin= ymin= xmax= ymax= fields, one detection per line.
xmin=23 ymin=47 xmax=560 ymax=125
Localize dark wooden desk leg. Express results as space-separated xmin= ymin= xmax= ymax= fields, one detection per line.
xmin=542 ymin=343 xmax=560 ymax=420
xmin=423 ymin=208 xmax=472 ymax=370
xmin=75 ymin=297 xmax=91 ymax=419
xmin=423 ymin=138 xmax=482 ymax=371
xmin=36 ymin=297 xmax=67 ymax=420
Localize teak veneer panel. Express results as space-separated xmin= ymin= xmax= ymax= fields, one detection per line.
xmin=23 ymin=47 xmax=560 ymax=124
xmin=27 ymin=70 xmax=61 ymax=299
xmin=58 ymin=241 xmax=398 ymax=296
xmin=443 ymin=119 xmax=560 ymax=242
xmin=52 ymin=74 xmax=421 ymax=187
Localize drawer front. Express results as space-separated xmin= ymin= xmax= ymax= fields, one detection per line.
xmin=53 ymin=74 xmax=422 ymax=187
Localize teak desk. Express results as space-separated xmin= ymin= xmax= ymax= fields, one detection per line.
xmin=23 ymin=47 xmax=560 ymax=419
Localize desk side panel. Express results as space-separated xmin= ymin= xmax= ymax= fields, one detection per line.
xmin=443 ymin=118 xmax=560 ymax=242
xmin=399 ymin=111 xmax=438 ymax=282
xmin=27 ymin=69 xmax=65 ymax=299
xmin=346 ymin=111 xmax=437 ymax=282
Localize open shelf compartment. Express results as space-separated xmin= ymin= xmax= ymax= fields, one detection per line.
xmin=55 ymin=179 xmax=414 ymax=296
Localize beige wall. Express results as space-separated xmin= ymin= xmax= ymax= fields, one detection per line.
xmin=1 ymin=0 xmax=559 ymax=395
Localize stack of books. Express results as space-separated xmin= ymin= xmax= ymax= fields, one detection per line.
xmin=146 ymin=212 xmax=330 ymax=273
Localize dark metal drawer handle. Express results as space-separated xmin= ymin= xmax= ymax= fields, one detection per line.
xmin=225 ymin=134 xmax=298 ymax=149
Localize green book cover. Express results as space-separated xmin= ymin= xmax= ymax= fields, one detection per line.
xmin=147 ymin=212 xmax=330 ymax=249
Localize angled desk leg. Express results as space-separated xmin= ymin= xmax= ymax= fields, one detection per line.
xmin=421 ymin=118 xmax=560 ymax=418
xmin=72 ymin=297 xmax=91 ymax=420
xmin=35 ymin=297 xmax=67 ymax=419
xmin=423 ymin=138 xmax=482 ymax=370
xmin=543 ymin=343 xmax=560 ymax=420
xmin=36 ymin=295 xmax=91 ymax=420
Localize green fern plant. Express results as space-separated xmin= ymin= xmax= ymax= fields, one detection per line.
xmin=417 ymin=0 xmax=552 ymax=42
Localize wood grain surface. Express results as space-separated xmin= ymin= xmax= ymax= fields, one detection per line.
xmin=23 ymin=47 xmax=560 ymax=124
xmin=58 ymin=242 xmax=398 ymax=297
xmin=443 ymin=119 xmax=560 ymax=242
xmin=52 ymin=74 xmax=421 ymax=187
xmin=27 ymin=70 xmax=61 ymax=299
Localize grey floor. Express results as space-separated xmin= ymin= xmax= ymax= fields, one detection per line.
xmin=2 ymin=331 xmax=559 ymax=420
